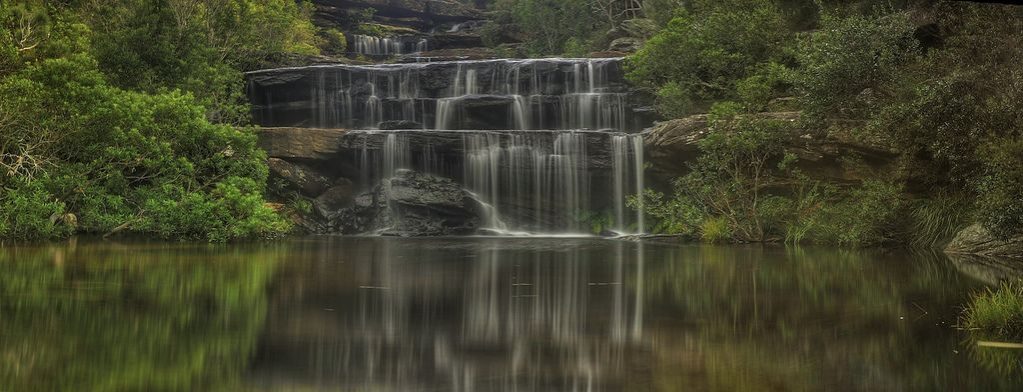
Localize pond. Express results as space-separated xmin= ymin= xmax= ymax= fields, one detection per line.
xmin=1 ymin=237 xmax=1020 ymax=391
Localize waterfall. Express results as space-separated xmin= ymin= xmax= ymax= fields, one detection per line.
xmin=247 ymin=58 xmax=651 ymax=235
xmin=351 ymin=35 xmax=429 ymax=57
xmin=631 ymin=135 xmax=646 ymax=233
xmin=353 ymin=35 xmax=403 ymax=56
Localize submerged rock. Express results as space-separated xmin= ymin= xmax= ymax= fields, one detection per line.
xmin=330 ymin=169 xmax=483 ymax=236
xmin=946 ymin=223 xmax=1023 ymax=259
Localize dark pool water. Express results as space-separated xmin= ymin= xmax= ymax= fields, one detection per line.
xmin=1 ymin=237 xmax=1020 ymax=391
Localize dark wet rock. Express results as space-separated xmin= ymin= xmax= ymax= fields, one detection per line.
xmin=313 ymin=179 xmax=356 ymax=218
xmin=330 ymin=169 xmax=483 ymax=236
xmin=946 ymin=223 xmax=1023 ymax=259
xmin=401 ymin=47 xmax=501 ymax=62
xmin=379 ymin=120 xmax=424 ymax=130
xmin=268 ymin=158 xmax=334 ymax=197
xmin=428 ymin=33 xmax=484 ymax=50
xmin=258 ymin=128 xmax=348 ymax=160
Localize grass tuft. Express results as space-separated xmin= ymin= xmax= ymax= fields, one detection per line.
xmin=961 ymin=280 xmax=1023 ymax=340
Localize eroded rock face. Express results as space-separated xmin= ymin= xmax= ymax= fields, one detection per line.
xmin=258 ymin=128 xmax=348 ymax=160
xmin=946 ymin=224 xmax=1023 ymax=259
xmin=329 ymin=169 xmax=483 ymax=236
xmin=642 ymin=112 xmax=899 ymax=185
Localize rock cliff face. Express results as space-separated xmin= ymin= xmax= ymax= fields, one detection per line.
xmin=641 ymin=112 xmax=900 ymax=186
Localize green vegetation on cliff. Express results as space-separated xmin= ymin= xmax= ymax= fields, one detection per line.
xmin=623 ymin=0 xmax=1023 ymax=246
xmin=0 ymin=1 xmax=320 ymax=241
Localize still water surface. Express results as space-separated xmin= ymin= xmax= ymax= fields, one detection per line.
xmin=1 ymin=237 xmax=1020 ymax=391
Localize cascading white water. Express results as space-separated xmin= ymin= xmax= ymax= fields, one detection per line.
xmin=256 ymin=58 xmax=634 ymax=131
xmin=353 ymin=35 xmax=403 ymax=56
xmin=352 ymin=35 xmax=428 ymax=56
xmin=248 ymin=58 xmax=649 ymax=235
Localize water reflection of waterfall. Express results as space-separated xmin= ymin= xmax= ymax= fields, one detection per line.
xmin=270 ymin=238 xmax=648 ymax=391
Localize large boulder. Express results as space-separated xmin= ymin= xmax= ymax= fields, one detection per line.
xmin=313 ymin=179 xmax=357 ymax=218
xmin=267 ymin=158 xmax=333 ymax=197
xmin=946 ymin=223 xmax=1023 ymax=259
xmin=329 ymin=169 xmax=483 ymax=236
xmin=258 ymin=128 xmax=348 ymax=161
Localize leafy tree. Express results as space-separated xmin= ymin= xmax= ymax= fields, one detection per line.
xmin=490 ymin=0 xmax=603 ymax=56
xmin=626 ymin=0 xmax=790 ymax=116
xmin=0 ymin=55 xmax=290 ymax=241
xmin=797 ymin=11 xmax=919 ymax=123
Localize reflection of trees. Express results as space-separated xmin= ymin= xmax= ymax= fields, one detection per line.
xmin=643 ymin=245 xmax=1018 ymax=391
xmin=0 ymin=239 xmax=282 ymax=391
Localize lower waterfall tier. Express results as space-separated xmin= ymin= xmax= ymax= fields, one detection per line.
xmin=320 ymin=130 xmax=646 ymax=235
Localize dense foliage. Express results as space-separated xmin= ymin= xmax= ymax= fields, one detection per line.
xmin=623 ymin=0 xmax=1023 ymax=245
xmin=627 ymin=0 xmax=791 ymax=116
xmin=0 ymin=1 xmax=321 ymax=241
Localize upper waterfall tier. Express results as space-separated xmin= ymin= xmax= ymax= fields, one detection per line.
xmin=246 ymin=58 xmax=652 ymax=131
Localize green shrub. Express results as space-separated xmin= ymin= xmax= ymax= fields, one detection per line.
xmin=962 ymin=280 xmax=1023 ymax=340
xmin=817 ymin=180 xmax=905 ymax=246
xmin=0 ymin=179 xmax=73 ymax=240
xmin=797 ymin=11 xmax=919 ymax=122
xmin=626 ymin=0 xmax=789 ymax=116
xmin=319 ymin=28 xmax=348 ymax=55
xmin=977 ymin=140 xmax=1023 ymax=239
xmin=490 ymin=0 xmax=601 ymax=56
xmin=700 ymin=217 xmax=732 ymax=243
xmin=0 ymin=55 xmax=289 ymax=241
xmin=905 ymin=193 xmax=972 ymax=249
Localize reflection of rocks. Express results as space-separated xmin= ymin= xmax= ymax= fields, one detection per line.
xmin=946 ymin=223 xmax=1023 ymax=259
xmin=330 ymin=169 xmax=483 ymax=236
xmin=947 ymin=253 xmax=1023 ymax=286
